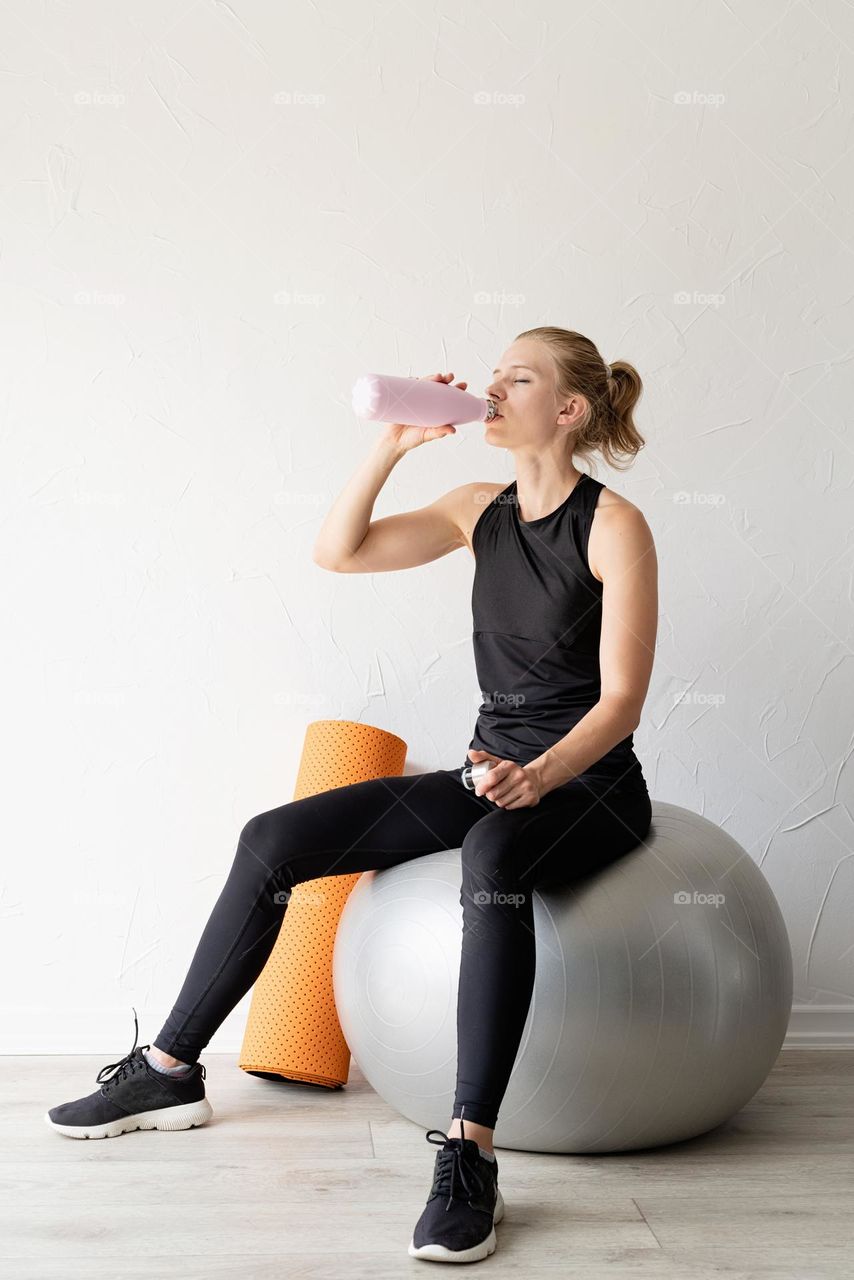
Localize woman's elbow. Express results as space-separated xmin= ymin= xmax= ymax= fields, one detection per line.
xmin=312 ymin=544 xmax=353 ymax=572
xmin=601 ymin=692 xmax=643 ymax=733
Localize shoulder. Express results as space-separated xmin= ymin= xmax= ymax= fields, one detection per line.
xmin=587 ymin=484 xmax=655 ymax=584
xmin=443 ymin=480 xmax=510 ymax=558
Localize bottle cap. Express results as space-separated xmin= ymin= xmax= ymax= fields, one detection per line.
xmin=460 ymin=760 xmax=492 ymax=791
xmin=351 ymin=374 xmax=381 ymax=417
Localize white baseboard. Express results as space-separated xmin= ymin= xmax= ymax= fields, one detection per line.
xmin=783 ymin=1003 xmax=854 ymax=1049
xmin=1 ymin=1002 xmax=852 ymax=1054
xmin=0 ymin=1001 xmax=253 ymax=1056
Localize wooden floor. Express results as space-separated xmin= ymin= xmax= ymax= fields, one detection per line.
xmin=2 ymin=1049 xmax=852 ymax=1277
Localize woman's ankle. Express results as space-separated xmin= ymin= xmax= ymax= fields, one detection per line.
xmin=148 ymin=1044 xmax=189 ymax=1069
xmin=447 ymin=1116 xmax=494 ymax=1154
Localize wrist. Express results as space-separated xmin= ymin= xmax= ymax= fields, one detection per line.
xmin=527 ymin=751 xmax=573 ymax=796
xmin=373 ymin=437 xmax=406 ymax=465
xmin=525 ymin=756 xmax=551 ymax=796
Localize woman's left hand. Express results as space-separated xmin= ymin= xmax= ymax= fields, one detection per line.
xmin=467 ymin=749 xmax=543 ymax=809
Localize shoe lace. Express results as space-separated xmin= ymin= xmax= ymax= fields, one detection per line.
xmin=96 ymin=1005 xmax=144 ymax=1091
xmin=94 ymin=1006 xmax=206 ymax=1090
xmin=424 ymin=1111 xmax=487 ymax=1212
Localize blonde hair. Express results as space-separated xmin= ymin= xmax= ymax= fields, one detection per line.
xmin=514 ymin=326 xmax=645 ymax=473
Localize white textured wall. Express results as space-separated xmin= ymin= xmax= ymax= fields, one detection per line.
xmin=2 ymin=1 xmax=852 ymax=1053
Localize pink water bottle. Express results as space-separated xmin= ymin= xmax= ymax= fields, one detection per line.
xmin=351 ymin=373 xmax=497 ymax=427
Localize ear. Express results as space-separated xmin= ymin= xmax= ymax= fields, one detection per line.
xmin=556 ymin=392 xmax=586 ymax=425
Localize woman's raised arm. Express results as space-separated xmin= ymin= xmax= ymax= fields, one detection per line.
xmin=312 ymin=371 xmax=476 ymax=574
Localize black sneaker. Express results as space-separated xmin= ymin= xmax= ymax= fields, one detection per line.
xmin=44 ymin=1008 xmax=213 ymax=1140
xmin=408 ymin=1113 xmax=505 ymax=1263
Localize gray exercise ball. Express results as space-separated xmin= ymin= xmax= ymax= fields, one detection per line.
xmin=332 ymin=801 xmax=793 ymax=1153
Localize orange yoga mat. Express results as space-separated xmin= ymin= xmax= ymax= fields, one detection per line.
xmin=238 ymin=719 xmax=408 ymax=1088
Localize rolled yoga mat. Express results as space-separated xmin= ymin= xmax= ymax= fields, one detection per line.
xmin=238 ymin=719 xmax=408 ymax=1088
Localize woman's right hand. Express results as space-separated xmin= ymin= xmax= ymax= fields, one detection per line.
xmin=379 ymin=371 xmax=468 ymax=454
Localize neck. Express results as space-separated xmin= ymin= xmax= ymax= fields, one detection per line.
xmin=512 ymin=450 xmax=582 ymax=522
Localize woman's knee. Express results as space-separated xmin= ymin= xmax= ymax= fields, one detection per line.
xmin=459 ymin=838 xmax=533 ymax=947
xmin=460 ymin=825 xmax=532 ymax=922
xmin=236 ymin=807 xmax=299 ymax=884
xmin=460 ymin=821 xmax=518 ymax=884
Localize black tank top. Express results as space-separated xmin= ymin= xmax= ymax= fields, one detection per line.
xmin=467 ymin=472 xmax=646 ymax=791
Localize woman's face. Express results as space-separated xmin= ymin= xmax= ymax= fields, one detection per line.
xmin=483 ymin=341 xmax=583 ymax=451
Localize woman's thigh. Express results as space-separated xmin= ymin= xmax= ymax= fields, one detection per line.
xmin=475 ymin=778 xmax=653 ymax=889
xmin=240 ymin=763 xmax=490 ymax=887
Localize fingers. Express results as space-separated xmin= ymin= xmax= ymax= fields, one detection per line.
xmin=475 ymin=759 xmax=538 ymax=808
xmin=495 ymin=784 xmax=537 ymax=808
xmin=490 ymin=784 xmax=521 ymax=805
xmin=475 ymin=760 xmax=514 ymax=798
xmin=499 ymin=789 xmax=525 ymax=807
xmin=419 ymin=372 xmax=466 ymax=393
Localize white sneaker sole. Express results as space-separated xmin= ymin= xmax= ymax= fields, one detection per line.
xmin=44 ymin=1097 xmax=213 ymax=1140
xmin=408 ymin=1185 xmax=504 ymax=1262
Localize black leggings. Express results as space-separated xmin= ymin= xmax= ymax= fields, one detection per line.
xmin=154 ymin=761 xmax=652 ymax=1129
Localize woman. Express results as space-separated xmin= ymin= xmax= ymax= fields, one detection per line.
xmin=45 ymin=326 xmax=658 ymax=1266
